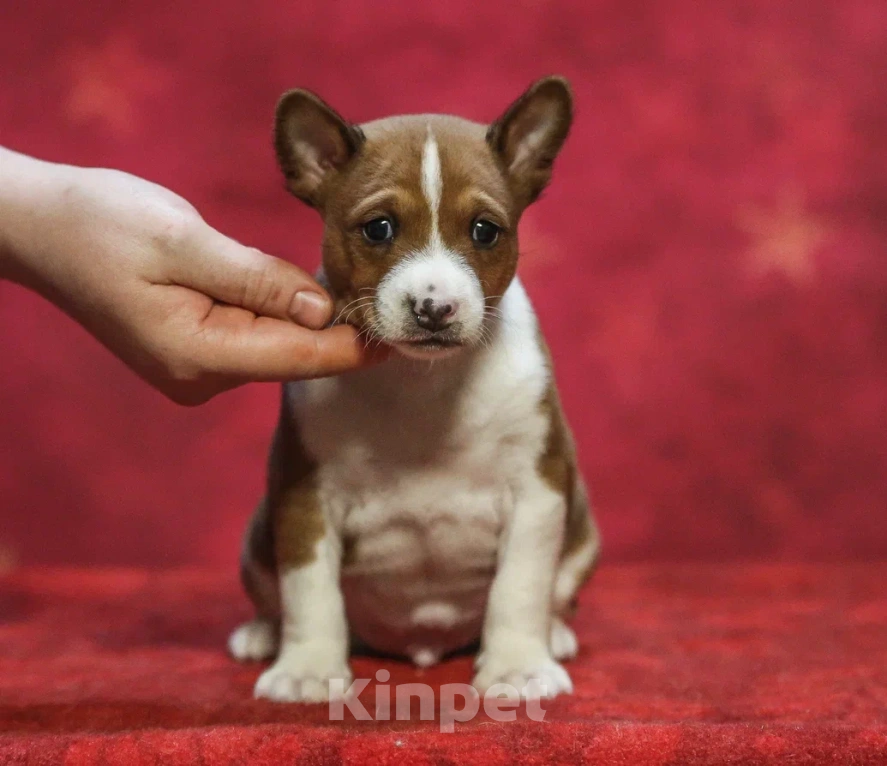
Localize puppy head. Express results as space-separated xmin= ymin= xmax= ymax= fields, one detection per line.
xmin=274 ymin=77 xmax=572 ymax=360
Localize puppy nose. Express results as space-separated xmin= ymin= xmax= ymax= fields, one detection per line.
xmin=414 ymin=296 xmax=457 ymax=332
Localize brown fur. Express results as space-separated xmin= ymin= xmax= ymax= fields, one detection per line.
xmin=274 ymin=89 xmax=365 ymax=208
xmin=240 ymin=389 xmax=323 ymax=614
xmin=274 ymin=78 xmax=573 ymax=333
xmin=268 ymin=391 xmax=324 ymax=570
xmin=239 ymin=498 xmax=275 ymax=615
xmin=487 ymin=76 xmax=573 ymax=208
xmin=317 ymin=116 xmax=522 ymax=328
xmin=536 ymin=335 xmax=601 ymax=614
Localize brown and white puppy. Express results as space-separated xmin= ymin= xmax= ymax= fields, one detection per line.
xmin=229 ymin=77 xmax=600 ymax=703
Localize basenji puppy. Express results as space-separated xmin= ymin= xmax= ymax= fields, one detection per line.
xmin=228 ymin=76 xmax=600 ymax=703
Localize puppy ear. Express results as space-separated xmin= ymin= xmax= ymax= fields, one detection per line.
xmin=487 ymin=76 xmax=573 ymax=207
xmin=274 ymin=89 xmax=364 ymax=207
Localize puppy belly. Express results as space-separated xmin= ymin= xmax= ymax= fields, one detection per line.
xmin=324 ymin=478 xmax=503 ymax=664
xmin=342 ymin=573 xmax=491 ymax=664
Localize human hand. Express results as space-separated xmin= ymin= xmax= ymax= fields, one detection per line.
xmin=0 ymin=150 xmax=383 ymax=404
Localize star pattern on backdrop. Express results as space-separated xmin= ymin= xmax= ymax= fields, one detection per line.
xmin=737 ymin=189 xmax=829 ymax=284
xmin=64 ymin=33 xmax=172 ymax=134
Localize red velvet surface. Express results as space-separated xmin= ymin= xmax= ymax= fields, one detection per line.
xmin=2 ymin=1 xmax=887 ymax=568
xmin=2 ymin=565 xmax=887 ymax=764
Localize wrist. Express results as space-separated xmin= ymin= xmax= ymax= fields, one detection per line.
xmin=0 ymin=148 xmax=78 ymax=289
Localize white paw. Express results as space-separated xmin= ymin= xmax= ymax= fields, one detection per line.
xmin=254 ymin=645 xmax=351 ymax=703
xmin=549 ymin=618 xmax=578 ymax=661
xmin=472 ymin=655 xmax=573 ymax=700
xmin=228 ymin=619 xmax=278 ymax=662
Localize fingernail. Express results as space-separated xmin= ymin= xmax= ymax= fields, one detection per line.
xmin=292 ymin=291 xmax=331 ymax=328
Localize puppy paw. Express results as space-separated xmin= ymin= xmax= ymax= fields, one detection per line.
xmin=549 ymin=618 xmax=578 ymax=661
xmin=472 ymin=651 xmax=573 ymax=700
xmin=254 ymin=644 xmax=351 ymax=703
xmin=228 ymin=619 xmax=278 ymax=662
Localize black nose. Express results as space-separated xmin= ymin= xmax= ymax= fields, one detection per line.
xmin=414 ymin=297 xmax=454 ymax=332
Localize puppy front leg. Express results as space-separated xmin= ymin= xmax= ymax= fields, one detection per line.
xmin=473 ymin=478 xmax=570 ymax=700
xmin=254 ymin=486 xmax=351 ymax=703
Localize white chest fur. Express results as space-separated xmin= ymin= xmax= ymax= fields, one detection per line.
xmin=286 ymin=279 xmax=550 ymax=662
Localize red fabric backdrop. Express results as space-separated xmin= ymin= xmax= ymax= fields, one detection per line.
xmin=1 ymin=0 xmax=886 ymax=569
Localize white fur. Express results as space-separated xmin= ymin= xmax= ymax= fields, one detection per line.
xmin=229 ymin=618 xmax=277 ymax=662
xmin=273 ymin=279 xmax=572 ymax=699
xmin=510 ymin=123 xmax=550 ymax=174
xmin=476 ymin=616 xmax=578 ymax=667
xmin=421 ymin=128 xmax=443 ymax=244
xmin=472 ymin=464 xmax=570 ymax=699
xmin=374 ymin=251 xmax=485 ymax=345
xmin=549 ymin=617 xmax=579 ymax=661
xmin=474 ymin=654 xmax=572 ymax=700
xmin=554 ymin=531 xmax=597 ymax=613
xmin=411 ymin=601 xmax=460 ymax=630
xmin=253 ymin=535 xmax=352 ymax=702
xmin=373 ymin=129 xmax=485 ymax=353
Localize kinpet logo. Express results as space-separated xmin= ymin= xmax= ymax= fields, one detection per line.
xmin=329 ymin=670 xmax=545 ymax=732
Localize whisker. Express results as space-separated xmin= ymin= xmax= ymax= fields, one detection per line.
xmin=357 ymin=316 xmax=387 ymax=349
xmin=334 ymin=297 xmax=375 ymax=326
xmin=341 ymin=302 xmax=374 ymax=326
xmin=334 ymin=301 xmax=367 ymax=324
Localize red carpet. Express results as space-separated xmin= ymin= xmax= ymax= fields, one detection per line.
xmin=2 ymin=0 xmax=887 ymax=762
xmin=2 ymin=0 xmax=887 ymax=568
xmin=2 ymin=565 xmax=887 ymax=764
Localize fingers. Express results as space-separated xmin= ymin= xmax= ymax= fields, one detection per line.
xmin=196 ymin=304 xmax=388 ymax=381
xmin=173 ymin=223 xmax=333 ymax=329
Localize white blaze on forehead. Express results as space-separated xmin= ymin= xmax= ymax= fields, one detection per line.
xmin=371 ymin=125 xmax=487 ymax=347
xmin=421 ymin=128 xmax=443 ymax=246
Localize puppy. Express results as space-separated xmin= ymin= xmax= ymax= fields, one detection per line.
xmin=228 ymin=77 xmax=600 ymax=703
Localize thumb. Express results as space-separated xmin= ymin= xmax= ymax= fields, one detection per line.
xmin=171 ymin=223 xmax=333 ymax=329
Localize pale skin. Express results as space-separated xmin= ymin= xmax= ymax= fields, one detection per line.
xmin=0 ymin=147 xmax=383 ymax=405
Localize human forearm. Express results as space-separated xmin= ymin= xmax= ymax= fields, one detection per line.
xmin=0 ymin=146 xmax=383 ymax=403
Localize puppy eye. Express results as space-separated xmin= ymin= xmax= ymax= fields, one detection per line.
xmin=362 ymin=217 xmax=395 ymax=244
xmin=471 ymin=219 xmax=500 ymax=248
